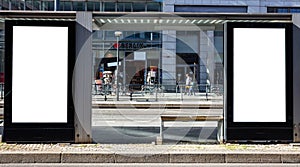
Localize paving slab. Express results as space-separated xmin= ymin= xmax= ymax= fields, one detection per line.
xmin=0 ymin=143 xmax=300 ymax=163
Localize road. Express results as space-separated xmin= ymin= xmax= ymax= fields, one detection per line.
xmin=92 ymin=108 xmax=221 ymax=143
xmin=0 ymin=108 xmax=222 ymax=144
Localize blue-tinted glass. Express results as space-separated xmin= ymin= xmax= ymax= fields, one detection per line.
xmin=117 ymin=3 xmax=131 ymax=12
xmin=277 ymin=8 xmax=289 ymax=13
xmin=104 ymin=2 xmax=115 ymax=11
xmin=175 ymin=5 xmax=247 ymax=13
xmin=48 ymin=1 xmax=54 ymax=11
xmin=133 ymin=3 xmax=145 ymax=12
xmin=33 ymin=1 xmax=40 ymax=10
xmin=63 ymin=1 xmax=72 ymax=11
xmin=87 ymin=2 xmax=94 ymax=11
xmin=11 ymin=0 xmax=19 ymax=10
xmin=73 ymin=1 xmax=85 ymax=11
xmin=26 ymin=0 xmax=33 ymax=10
xmin=147 ymin=2 xmax=161 ymax=11
xmin=94 ymin=2 xmax=100 ymax=11
xmin=87 ymin=2 xmax=100 ymax=11
xmin=267 ymin=7 xmax=276 ymax=13
xmin=290 ymin=8 xmax=300 ymax=13
xmin=1 ymin=0 xmax=9 ymax=10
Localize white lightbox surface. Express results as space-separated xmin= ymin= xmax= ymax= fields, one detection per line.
xmin=233 ymin=28 xmax=286 ymax=122
xmin=12 ymin=26 xmax=68 ymax=123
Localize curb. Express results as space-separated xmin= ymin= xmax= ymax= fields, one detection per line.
xmin=1 ymin=152 xmax=300 ymax=163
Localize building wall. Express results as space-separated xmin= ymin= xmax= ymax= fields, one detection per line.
xmin=164 ymin=0 xmax=300 ymax=13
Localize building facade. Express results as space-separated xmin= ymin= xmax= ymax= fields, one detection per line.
xmin=0 ymin=0 xmax=299 ymax=92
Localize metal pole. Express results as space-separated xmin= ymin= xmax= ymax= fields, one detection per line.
xmin=123 ymin=56 xmax=126 ymax=95
xmin=116 ymin=36 xmax=119 ymax=101
xmin=180 ymin=85 xmax=183 ymax=101
xmin=115 ymin=31 xmax=122 ymax=101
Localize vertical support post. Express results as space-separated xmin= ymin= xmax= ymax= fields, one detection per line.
xmin=116 ymin=36 xmax=119 ymax=101
xmin=123 ymin=56 xmax=126 ymax=95
xmin=74 ymin=12 xmax=93 ymax=143
xmin=115 ymin=31 xmax=122 ymax=101
xmin=217 ymin=119 xmax=224 ymax=143
xmin=156 ymin=117 xmax=163 ymax=145
xmin=54 ymin=0 xmax=60 ymax=11
xmin=180 ymin=85 xmax=183 ymax=101
xmin=293 ymin=14 xmax=300 ymax=142
xmin=155 ymin=86 xmax=158 ymax=101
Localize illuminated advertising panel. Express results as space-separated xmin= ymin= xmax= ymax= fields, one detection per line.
xmin=233 ymin=28 xmax=286 ymax=123
xmin=12 ymin=26 xmax=68 ymax=123
xmin=225 ymin=23 xmax=293 ymax=142
xmin=4 ymin=20 xmax=75 ymax=143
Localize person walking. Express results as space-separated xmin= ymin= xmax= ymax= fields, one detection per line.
xmin=185 ymin=73 xmax=191 ymax=95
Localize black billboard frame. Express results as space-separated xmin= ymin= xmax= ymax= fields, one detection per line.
xmin=3 ymin=20 xmax=76 ymax=143
xmin=225 ymin=22 xmax=293 ymax=143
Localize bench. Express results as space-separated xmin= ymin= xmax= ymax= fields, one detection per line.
xmin=156 ymin=115 xmax=224 ymax=144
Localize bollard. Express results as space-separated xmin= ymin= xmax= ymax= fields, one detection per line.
xmin=155 ymin=86 xmax=158 ymax=101
xmin=104 ymin=85 xmax=107 ymax=101
xmin=180 ymin=85 xmax=183 ymax=101
xmin=0 ymin=83 xmax=3 ymax=99
xmin=130 ymin=92 xmax=133 ymax=101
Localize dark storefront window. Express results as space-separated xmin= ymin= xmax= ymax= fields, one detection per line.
xmin=0 ymin=1 xmax=161 ymax=12
xmin=0 ymin=0 xmax=9 ymax=10
xmin=133 ymin=3 xmax=145 ymax=12
xmin=87 ymin=1 xmax=100 ymax=11
xmin=41 ymin=1 xmax=54 ymax=11
xmin=175 ymin=5 xmax=247 ymax=13
xmin=147 ymin=2 xmax=161 ymax=12
xmin=117 ymin=2 xmax=131 ymax=12
xmin=268 ymin=7 xmax=300 ymax=13
xmin=60 ymin=1 xmax=72 ymax=11
xmin=103 ymin=2 xmax=115 ymax=12
xmin=73 ymin=1 xmax=85 ymax=11
xmin=11 ymin=0 xmax=24 ymax=10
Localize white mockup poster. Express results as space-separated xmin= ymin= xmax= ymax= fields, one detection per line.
xmin=233 ymin=28 xmax=286 ymax=122
xmin=12 ymin=26 xmax=68 ymax=123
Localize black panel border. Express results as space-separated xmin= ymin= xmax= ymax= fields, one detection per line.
xmin=3 ymin=20 xmax=76 ymax=143
xmin=225 ymin=22 xmax=293 ymax=142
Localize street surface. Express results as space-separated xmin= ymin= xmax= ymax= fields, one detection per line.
xmin=0 ymin=94 xmax=224 ymax=144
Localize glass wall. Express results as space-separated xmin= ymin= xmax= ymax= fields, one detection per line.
xmin=268 ymin=7 xmax=300 ymax=13
xmin=91 ymin=14 xmax=225 ymax=143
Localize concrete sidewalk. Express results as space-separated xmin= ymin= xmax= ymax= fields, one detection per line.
xmin=1 ymin=143 xmax=300 ymax=163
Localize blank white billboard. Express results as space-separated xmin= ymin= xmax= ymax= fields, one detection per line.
xmin=12 ymin=26 xmax=68 ymax=123
xmin=233 ymin=28 xmax=286 ymax=122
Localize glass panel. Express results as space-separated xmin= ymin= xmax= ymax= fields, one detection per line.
xmin=147 ymin=2 xmax=161 ymax=12
xmin=104 ymin=2 xmax=115 ymax=12
xmin=48 ymin=1 xmax=54 ymax=11
xmin=277 ymin=8 xmax=289 ymax=13
xmin=0 ymin=0 xmax=9 ymax=10
xmin=117 ymin=2 xmax=131 ymax=12
xmin=26 ymin=0 xmax=33 ymax=10
xmin=267 ymin=7 xmax=277 ymax=13
xmin=132 ymin=3 xmax=145 ymax=12
xmin=290 ymin=8 xmax=300 ymax=13
xmin=92 ymin=16 xmax=224 ymax=144
xmin=42 ymin=1 xmax=54 ymax=11
xmin=175 ymin=5 xmax=247 ymax=13
xmin=11 ymin=0 xmax=20 ymax=10
xmin=64 ymin=1 xmax=72 ymax=11
xmin=32 ymin=1 xmax=40 ymax=10
xmin=73 ymin=1 xmax=85 ymax=11
xmin=87 ymin=1 xmax=100 ymax=11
